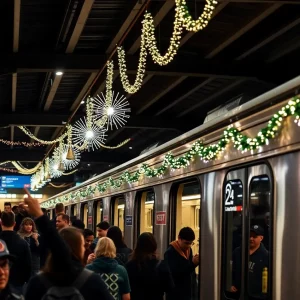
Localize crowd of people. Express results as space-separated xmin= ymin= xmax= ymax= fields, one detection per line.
xmin=0 ymin=192 xmax=200 ymax=300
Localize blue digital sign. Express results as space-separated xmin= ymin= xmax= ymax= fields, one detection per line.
xmin=1 ymin=176 xmax=31 ymax=188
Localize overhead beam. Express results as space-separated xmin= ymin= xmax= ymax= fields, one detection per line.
xmin=10 ymin=126 xmax=14 ymax=150
xmin=106 ymin=1 xmax=145 ymax=54
xmin=205 ymin=3 xmax=282 ymax=58
xmin=236 ymin=17 xmax=300 ymax=60
xmin=13 ymin=0 xmax=21 ymax=52
xmin=92 ymin=71 xmax=120 ymax=96
xmin=156 ymin=77 xmax=215 ymax=116
xmin=12 ymin=73 xmax=17 ymax=111
xmin=137 ymin=76 xmax=187 ymax=114
xmin=44 ymin=75 xmax=63 ymax=111
xmin=70 ymin=72 xmax=97 ymax=111
xmin=128 ymin=0 xmax=175 ymax=54
xmin=178 ymin=79 xmax=246 ymax=117
xmin=30 ymin=126 xmax=40 ymax=148
xmin=66 ymin=0 xmax=94 ymax=53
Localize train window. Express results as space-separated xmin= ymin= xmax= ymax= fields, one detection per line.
xmin=81 ymin=203 xmax=88 ymax=228
xmin=248 ymin=175 xmax=271 ymax=299
xmin=223 ymin=179 xmax=243 ymax=299
xmin=70 ymin=204 xmax=76 ymax=218
xmin=94 ymin=200 xmax=103 ymax=230
xmin=136 ymin=190 xmax=155 ymax=236
xmin=112 ymin=197 xmax=125 ymax=235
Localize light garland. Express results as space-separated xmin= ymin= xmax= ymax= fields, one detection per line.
xmin=93 ymin=92 xmax=131 ymax=130
xmin=42 ymin=97 xmax=300 ymax=207
xmin=176 ymin=0 xmax=218 ymax=32
xmin=144 ymin=8 xmax=183 ymax=66
xmin=18 ymin=125 xmax=71 ymax=145
xmin=11 ymin=161 xmax=42 ymax=175
xmin=0 ymin=139 xmax=43 ymax=147
xmin=0 ymin=168 xmax=18 ymax=173
xmin=117 ymin=26 xmax=147 ymax=94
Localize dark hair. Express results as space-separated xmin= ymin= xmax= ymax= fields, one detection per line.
xmin=56 ymin=213 xmax=70 ymax=223
xmin=96 ymin=221 xmax=110 ymax=230
xmin=43 ymin=227 xmax=84 ymax=283
xmin=178 ymin=227 xmax=195 ymax=241
xmin=4 ymin=202 xmax=11 ymax=207
xmin=83 ymin=228 xmax=94 ymax=238
xmin=41 ymin=208 xmax=47 ymax=215
xmin=18 ymin=217 xmax=38 ymax=234
xmin=107 ymin=226 xmax=126 ymax=248
xmin=130 ymin=232 xmax=157 ymax=266
xmin=72 ymin=219 xmax=85 ymax=230
xmin=55 ymin=203 xmax=64 ymax=213
xmin=12 ymin=206 xmax=19 ymax=214
xmin=1 ymin=212 xmax=15 ymax=227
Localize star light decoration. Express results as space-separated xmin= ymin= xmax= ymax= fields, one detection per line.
xmin=72 ymin=117 xmax=107 ymax=151
xmin=49 ymin=158 xmax=64 ymax=179
xmin=92 ymin=92 xmax=131 ymax=130
xmin=53 ymin=143 xmax=81 ymax=170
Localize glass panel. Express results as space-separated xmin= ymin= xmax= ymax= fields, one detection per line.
xmin=83 ymin=204 xmax=88 ymax=227
xmin=140 ymin=191 xmax=154 ymax=234
xmin=223 ymin=179 xmax=243 ymax=299
xmin=115 ymin=198 xmax=125 ymax=235
xmin=248 ymin=175 xmax=271 ymax=299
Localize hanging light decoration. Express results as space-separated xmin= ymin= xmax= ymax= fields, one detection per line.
xmin=92 ymin=91 xmax=131 ymax=130
xmin=49 ymin=158 xmax=64 ymax=179
xmin=53 ymin=143 xmax=80 ymax=170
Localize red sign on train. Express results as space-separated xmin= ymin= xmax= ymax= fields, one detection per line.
xmin=155 ymin=211 xmax=166 ymax=225
xmin=88 ymin=216 xmax=93 ymax=225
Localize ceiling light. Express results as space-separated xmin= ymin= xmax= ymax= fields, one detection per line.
xmin=56 ymin=71 xmax=63 ymax=76
xmin=87 ymin=164 xmax=91 ymax=167
xmin=81 ymin=100 xmax=85 ymax=105
xmin=129 ymin=146 xmax=133 ymax=149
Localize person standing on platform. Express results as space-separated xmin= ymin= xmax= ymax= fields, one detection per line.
xmin=91 ymin=221 xmax=110 ymax=251
xmin=51 ymin=203 xmax=64 ymax=228
xmin=55 ymin=213 xmax=69 ymax=231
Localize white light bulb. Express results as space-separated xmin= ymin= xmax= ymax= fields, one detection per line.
xmin=56 ymin=71 xmax=63 ymax=76
xmin=85 ymin=130 xmax=94 ymax=139
xmin=107 ymin=106 xmax=114 ymax=116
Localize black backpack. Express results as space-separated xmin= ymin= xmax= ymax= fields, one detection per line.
xmin=38 ymin=269 xmax=93 ymax=300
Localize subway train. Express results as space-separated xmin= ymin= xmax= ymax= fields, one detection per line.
xmin=42 ymin=76 xmax=300 ymax=300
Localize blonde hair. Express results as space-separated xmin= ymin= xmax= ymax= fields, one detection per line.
xmin=95 ymin=237 xmax=116 ymax=258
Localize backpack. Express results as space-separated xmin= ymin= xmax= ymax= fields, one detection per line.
xmin=38 ymin=269 xmax=93 ymax=300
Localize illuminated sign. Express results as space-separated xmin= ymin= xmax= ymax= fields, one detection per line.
xmin=1 ymin=176 xmax=31 ymax=188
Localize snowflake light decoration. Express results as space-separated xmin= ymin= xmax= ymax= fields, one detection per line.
xmin=92 ymin=92 xmax=131 ymax=130
xmin=53 ymin=143 xmax=81 ymax=170
xmin=49 ymin=158 xmax=64 ymax=179
xmin=72 ymin=117 xmax=107 ymax=151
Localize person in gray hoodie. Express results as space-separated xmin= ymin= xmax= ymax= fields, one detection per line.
xmin=86 ymin=237 xmax=130 ymax=300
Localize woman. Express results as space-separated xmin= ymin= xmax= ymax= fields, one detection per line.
xmin=23 ymin=189 xmax=113 ymax=300
xmin=17 ymin=217 xmax=40 ymax=275
xmin=126 ymin=232 xmax=174 ymax=300
xmin=86 ymin=237 xmax=131 ymax=300
xmin=107 ymin=226 xmax=132 ymax=265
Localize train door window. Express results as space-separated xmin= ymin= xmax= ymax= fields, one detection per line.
xmin=94 ymin=200 xmax=103 ymax=230
xmin=172 ymin=180 xmax=201 ymax=279
xmin=70 ymin=204 xmax=76 ymax=218
xmin=136 ymin=190 xmax=154 ymax=237
xmin=112 ymin=197 xmax=125 ymax=235
xmin=223 ymin=178 xmax=244 ymax=299
xmin=81 ymin=203 xmax=88 ymax=228
xmin=248 ymin=175 xmax=271 ymax=299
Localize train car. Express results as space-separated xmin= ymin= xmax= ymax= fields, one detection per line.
xmin=41 ymin=76 xmax=300 ymax=300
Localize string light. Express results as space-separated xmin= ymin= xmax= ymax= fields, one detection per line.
xmin=176 ymin=0 xmax=218 ymax=32
xmin=92 ymin=92 xmax=131 ymax=130
xmin=0 ymin=139 xmax=43 ymax=147
xmin=42 ymin=97 xmax=300 ymax=206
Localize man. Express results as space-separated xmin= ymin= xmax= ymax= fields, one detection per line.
xmin=14 ymin=204 xmax=29 ymax=232
xmin=3 ymin=203 xmax=11 ymax=213
xmin=231 ymin=225 xmax=269 ymax=299
xmin=0 ymin=212 xmax=31 ymax=292
xmin=0 ymin=239 xmax=24 ymax=299
xmin=51 ymin=203 xmax=64 ymax=228
xmin=83 ymin=229 xmax=94 ymax=264
xmin=56 ymin=213 xmax=70 ymax=230
xmin=164 ymin=227 xmax=199 ymax=300
xmin=91 ymin=221 xmax=110 ymax=251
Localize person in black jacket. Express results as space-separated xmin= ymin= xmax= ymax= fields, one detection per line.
xmin=164 ymin=227 xmax=199 ymax=300
xmin=0 ymin=212 xmax=31 ymax=293
xmin=126 ymin=232 xmax=174 ymax=300
xmin=0 ymin=239 xmax=24 ymax=300
xmin=23 ymin=189 xmax=113 ymax=300
xmin=107 ymin=226 xmax=132 ymax=265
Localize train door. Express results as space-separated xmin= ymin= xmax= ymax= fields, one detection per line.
xmin=93 ymin=199 xmax=103 ymax=231
xmin=170 ymin=178 xmax=201 ymax=294
xmin=111 ymin=197 xmax=125 ymax=235
xmin=222 ymin=164 xmax=272 ymax=300
xmin=135 ymin=190 xmax=155 ymax=239
xmin=70 ymin=204 xmax=76 ymax=218
xmin=80 ymin=203 xmax=88 ymax=228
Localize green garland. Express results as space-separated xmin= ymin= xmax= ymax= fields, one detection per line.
xmin=42 ymin=98 xmax=300 ymax=208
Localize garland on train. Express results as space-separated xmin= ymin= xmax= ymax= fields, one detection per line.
xmin=41 ymin=98 xmax=300 ymax=208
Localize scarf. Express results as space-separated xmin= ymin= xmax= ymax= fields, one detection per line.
xmin=170 ymin=240 xmax=190 ymax=260
xmin=18 ymin=231 xmax=39 ymax=246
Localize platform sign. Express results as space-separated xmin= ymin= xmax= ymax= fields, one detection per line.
xmin=125 ymin=215 xmax=133 ymax=226
xmin=88 ymin=216 xmax=93 ymax=225
xmin=155 ymin=211 xmax=166 ymax=225
xmin=1 ymin=176 xmax=31 ymax=188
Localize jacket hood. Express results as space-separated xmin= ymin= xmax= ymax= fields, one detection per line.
xmin=92 ymin=257 xmax=118 ymax=272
